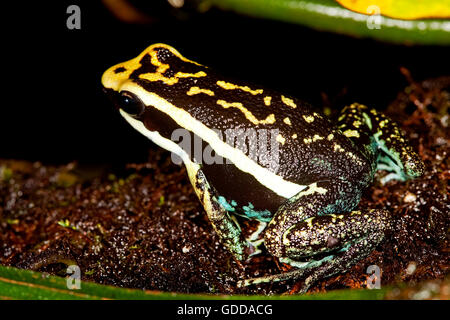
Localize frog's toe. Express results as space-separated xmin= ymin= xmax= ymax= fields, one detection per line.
xmin=403 ymin=152 xmax=425 ymax=178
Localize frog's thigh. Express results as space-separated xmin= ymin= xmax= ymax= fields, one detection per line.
xmin=185 ymin=163 xmax=248 ymax=261
xmin=281 ymin=209 xmax=391 ymax=260
xmin=265 ymin=179 xmax=392 ymax=259
xmin=264 ymin=179 xmax=361 ymax=258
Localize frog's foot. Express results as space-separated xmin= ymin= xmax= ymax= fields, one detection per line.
xmin=338 ymin=103 xmax=424 ymax=182
xmin=257 ymin=200 xmax=391 ymax=291
xmin=187 ymin=166 xmax=250 ymax=261
xmin=240 ymin=228 xmax=385 ymax=291
xmin=237 ymin=254 xmax=333 ymax=287
xmin=297 ymin=231 xmax=384 ymax=294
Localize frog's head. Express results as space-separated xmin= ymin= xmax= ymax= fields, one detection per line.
xmin=101 ymin=43 xmax=206 ymax=138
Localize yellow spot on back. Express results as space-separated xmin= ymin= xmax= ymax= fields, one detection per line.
xmin=334 ymin=143 xmax=345 ymax=152
xmin=313 ymin=134 xmax=323 ymax=141
xmin=353 ymin=120 xmax=362 ymax=127
xmin=264 ymin=96 xmax=272 ymax=106
xmin=303 ymin=115 xmax=315 ymax=123
xmin=276 ymin=134 xmax=286 ymax=145
xmin=216 ymin=100 xmax=275 ymax=125
xmin=217 ymin=81 xmax=263 ymax=95
xmin=281 ymin=95 xmax=297 ymax=108
xmin=292 ymin=133 xmax=298 ymax=139
xmin=283 ymin=117 xmax=292 ymax=125
xmin=303 ymin=134 xmax=324 ymax=144
xmin=187 ymin=86 xmax=215 ymax=96
xmin=327 ymin=133 xmax=334 ymax=140
xmin=379 ymin=119 xmax=389 ymax=128
xmin=343 ymin=129 xmax=360 ymax=138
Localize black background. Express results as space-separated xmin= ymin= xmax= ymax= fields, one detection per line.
xmin=3 ymin=0 xmax=449 ymax=165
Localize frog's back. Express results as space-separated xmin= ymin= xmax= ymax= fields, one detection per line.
xmin=117 ymin=44 xmax=369 ymax=187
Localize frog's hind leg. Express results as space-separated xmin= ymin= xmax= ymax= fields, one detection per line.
xmin=240 ymin=179 xmax=392 ymax=289
xmin=298 ymin=229 xmax=385 ymax=293
xmin=241 ymin=207 xmax=391 ymax=289
xmin=185 ymin=162 xmax=251 ymax=261
xmin=337 ymin=103 xmax=424 ymax=183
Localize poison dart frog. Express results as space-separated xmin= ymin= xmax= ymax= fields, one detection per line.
xmin=101 ymin=44 xmax=424 ymax=293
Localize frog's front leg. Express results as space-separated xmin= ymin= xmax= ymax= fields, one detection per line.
xmin=185 ymin=162 xmax=252 ymax=261
xmin=338 ymin=103 xmax=424 ymax=183
xmin=239 ymin=180 xmax=392 ymax=289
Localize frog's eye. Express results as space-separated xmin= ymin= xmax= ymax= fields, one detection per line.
xmin=118 ymin=91 xmax=145 ymax=117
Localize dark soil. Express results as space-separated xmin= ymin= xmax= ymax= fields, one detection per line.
xmin=0 ymin=76 xmax=448 ymax=295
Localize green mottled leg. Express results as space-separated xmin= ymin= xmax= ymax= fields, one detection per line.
xmin=298 ymin=231 xmax=385 ymax=294
xmin=240 ymin=179 xmax=391 ymax=288
xmin=338 ymin=103 xmax=424 ymax=182
xmin=186 ymin=165 xmax=251 ymax=261
xmin=241 ymin=208 xmax=391 ymax=288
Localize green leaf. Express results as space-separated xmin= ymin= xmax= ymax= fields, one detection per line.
xmin=204 ymin=0 xmax=450 ymax=45
xmin=0 ymin=265 xmax=387 ymax=300
xmin=336 ymin=0 xmax=450 ymax=20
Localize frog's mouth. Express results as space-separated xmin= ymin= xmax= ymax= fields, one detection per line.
xmin=119 ymin=108 xmax=192 ymax=164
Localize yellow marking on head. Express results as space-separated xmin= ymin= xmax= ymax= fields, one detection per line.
xmin=216 ymin=81 xmax=263 ymax=95
xmin=343 ymin=129 xmax=360 ymax=138
xmin=281 ymin=95 xmax=297 ymax=108
xmin=138 ymin=46 xmax=207 ymax=85
xmin=140 ymin=72 xmax=178 ymax=85
xmin=102 ymin=43 xmax=204 ymax=91
xmin=276 ymin=134 xmax=286 ymax=145
xmin=303 ymin=115 xmax=315 ymax=123
xmin=264 ymin=96 xmax=272 ymax=106
xmin=176 ymin=71 xmax=206 ymax=78
xmin=216 ymin=100 xmax=275 ymax=125
xmin=187 ymin=86 xmax=215 ymax=96
xmin=283 ymin=117 xmax=292 ymax=126
xmin=292 ymin=133 xmax=298 ymax=139
xmin=140 ymin=70 xmax=206 ymax=86
xmin=327 ymin=133 xmax=334 ymax=140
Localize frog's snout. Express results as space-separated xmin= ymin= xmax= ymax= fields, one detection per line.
xmin=102 ymin=87 xmax=121 ymax=111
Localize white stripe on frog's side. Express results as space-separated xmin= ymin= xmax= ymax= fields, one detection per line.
xmin=120 ymin=109 xmax=201 ymax=183
xmin=119 ymin=83 xmax=307 ymax=199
